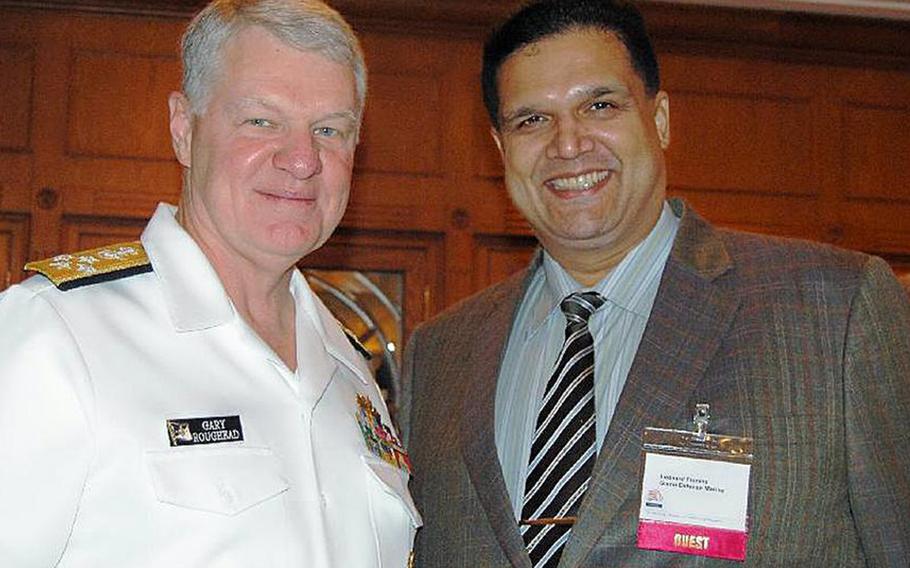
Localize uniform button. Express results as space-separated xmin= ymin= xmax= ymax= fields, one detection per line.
xmin=216 ymin=479 xmax=236 ymax=506
xmin=320 ymin=493 xmax=328 ymax=509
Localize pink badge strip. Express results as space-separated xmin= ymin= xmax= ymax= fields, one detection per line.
xmin=637 ymin=519 xmax=748 ymax=561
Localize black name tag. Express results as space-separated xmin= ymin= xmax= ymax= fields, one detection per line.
xmin=166 ymin=415 xmax=244 ymax=447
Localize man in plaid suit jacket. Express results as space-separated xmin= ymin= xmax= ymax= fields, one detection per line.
xmin=402 ymin=1 xmax=910 ymax=566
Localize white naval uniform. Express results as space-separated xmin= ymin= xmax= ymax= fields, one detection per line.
xmin=0 ymin=203 xmax=421 ymax=568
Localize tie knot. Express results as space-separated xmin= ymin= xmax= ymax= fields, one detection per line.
xmin=560 ymin=291 xmax=604 ymax=324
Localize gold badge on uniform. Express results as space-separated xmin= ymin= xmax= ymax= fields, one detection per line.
xmin=356 ymin=394 xmax=411 ymax=474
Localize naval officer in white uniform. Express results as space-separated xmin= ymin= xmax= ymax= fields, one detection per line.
xmin=0 ymin=1 xmax=421 ymax=566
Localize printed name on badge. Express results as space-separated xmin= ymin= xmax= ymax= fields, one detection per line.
xmin=166 ymin=415 xmax=244 ymax=447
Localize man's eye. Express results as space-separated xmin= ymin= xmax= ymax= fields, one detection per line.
xmin=588 ymin=101 xmax=620 ymax=112
xmin=315 ymin=125 xmax=354 ymax=141
xmin=247 ymin=118 xmax=274 ymax=128
xmin=314 ymin=126 xmax=339 ymax=137
xmin=516 ymin=115 xmax=546 ymax=129
xmin=589 ymin=100 xmax=618 ymax=112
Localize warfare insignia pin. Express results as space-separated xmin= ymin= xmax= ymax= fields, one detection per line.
xmin=356 ymin=394 xmax=411 ymax=473
xmin=166 ymin=415 xmax=244 ymax=447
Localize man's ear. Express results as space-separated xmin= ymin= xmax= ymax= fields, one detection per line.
xmin=490 ymin=126 xmax=505 ymax=160
xmin=653 ymin=90 xmax=670 ymax=150
xmin=168 ymin=92 xmax=193 ymax=168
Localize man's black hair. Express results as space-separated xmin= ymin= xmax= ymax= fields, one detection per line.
xmin=482 ymin=0 xmax=660 ymax=129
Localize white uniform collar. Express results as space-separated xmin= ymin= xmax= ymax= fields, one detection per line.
xmin=141 ymin=203 xmax=235 ymax=332
xmin=289 ymin=270 xmax=370 ymax=386
xmin=140 ymin=203 xmax=370 ymax=385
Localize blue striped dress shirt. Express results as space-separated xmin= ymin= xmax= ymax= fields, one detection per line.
xmin=494 ymin=202 xmax=680 ymax=520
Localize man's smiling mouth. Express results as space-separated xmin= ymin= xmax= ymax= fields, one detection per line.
xmin=257 ymin=189 xmax=316 ymax=202
xmin=547 ymin=170 xmax=611 ymax=192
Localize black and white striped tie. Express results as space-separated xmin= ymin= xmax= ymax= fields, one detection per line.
xmin=520 ymin=291 xmax=605 ymax=568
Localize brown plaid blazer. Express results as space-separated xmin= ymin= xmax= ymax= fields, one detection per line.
xmin=402 ymin=200 xmax=910 ymax=567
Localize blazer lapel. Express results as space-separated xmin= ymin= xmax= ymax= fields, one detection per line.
xmin=561 ymin=202 xmax=741 ymax=567
xmin=459 ymin=266 xmax=538 ymax=568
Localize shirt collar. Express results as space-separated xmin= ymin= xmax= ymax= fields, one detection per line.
xmin=536 ymin=201 xmax=680 ymax=325
xmin=140 ymin=203 xmax=235 ymax=332
xmin=289 ymin=270 xmax=370 ymax=386
xmin=140 ymin=203 xmax=370 ymax=385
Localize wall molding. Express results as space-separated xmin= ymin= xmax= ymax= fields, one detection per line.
xmin=8 ymin=0 xmax=910 ymax=20
xmin=5 ymin=0 xmax=910 ymax=54
xmin=650 ymin=0 xmax=910 ymax=21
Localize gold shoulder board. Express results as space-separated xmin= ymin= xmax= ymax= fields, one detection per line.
xmin=25 ymin=241 xmax=151 ymax=291
xmin=342 ymin=325 xmax=373 ymax=361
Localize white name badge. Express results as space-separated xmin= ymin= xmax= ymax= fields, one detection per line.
xmin=636 ymin=405 xmax=753 ymax=562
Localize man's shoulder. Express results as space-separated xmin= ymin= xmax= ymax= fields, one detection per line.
xmin=3 ymin=241 xmax=156 ymax=321
xmin=23 ymin=241 xmax=152 ymax=292
xmin=699 ymin=225 xmax=891 ymax=309
xmin=717 ymin=228 xmax=871 ymax=280
xmin=670 ymin=205 xmax=892 ymax=309
xmin=677 ymin=203 xmax=871 ymax=281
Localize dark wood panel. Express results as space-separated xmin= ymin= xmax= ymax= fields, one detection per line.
xmin=60 ymin=214 xmax=147 ymax=250
xmin=54 ymin=176 xmax=180 ymax=219
xmin=832 ymin=66 xmax=910 ymax=251
xmin=67 ymin=49 xmax=179 ymax=161
xmin=662 ymin=54 xmax=821 ymax=198
xmin=342 ymin=175 xmax=448 ymax=232
xmin=40 ymin=13 xmax=186 ymax=223
xmin=670 ymin=189 xmax=824 ymax=242
xmin=0 ymin=154 xmax=33 ymax=212
xmin=354 ymin=33 xmax=466 ymax=176
xmin=0 ymin=212 xmax=31 ymax=289
xmin=668 ymin=90 xmax=815 ymax=196
xmin=842 ymin=103 xmax=910 ymax=205
xmin=472 ymin=234 xmax=536 ymax=290
xmin=0 ymin=38 xmax=37 ymax=214
xmin=471 ymin=88 xmax=503 ymax=180
xmin=0 ymin=43 xmax=35 ymax=152
xmin=842 ymin=103 xmax=910 ymax=204
xmin=356 ymin=73 xmax=443 ymax=175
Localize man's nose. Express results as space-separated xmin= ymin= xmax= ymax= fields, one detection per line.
xmin=547 ymin=117 xmax=593 ymax=160
xmin=273 ymin=132 xmax=322 ymax=179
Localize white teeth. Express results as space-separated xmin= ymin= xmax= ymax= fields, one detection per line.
xmin=549 ymin=171 xmax=609 ymax=191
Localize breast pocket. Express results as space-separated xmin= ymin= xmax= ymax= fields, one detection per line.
xmin=145 ymin=447 xmax=289 ymax=516
xmin=362 ymin=455 xmax=423 ymax=567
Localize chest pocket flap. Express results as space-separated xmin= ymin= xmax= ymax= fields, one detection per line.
xmin=363 ymin=455 xmax=423 ymax=527
xmin=146 ymin=447 xmax=289 ymax=516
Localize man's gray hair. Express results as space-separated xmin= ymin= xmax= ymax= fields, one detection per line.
xmin=180 ymin=0 xmax=366 ymax=116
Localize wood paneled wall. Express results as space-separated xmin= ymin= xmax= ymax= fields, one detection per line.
xmin=1 ymin=1 xmax=909 ymax=334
